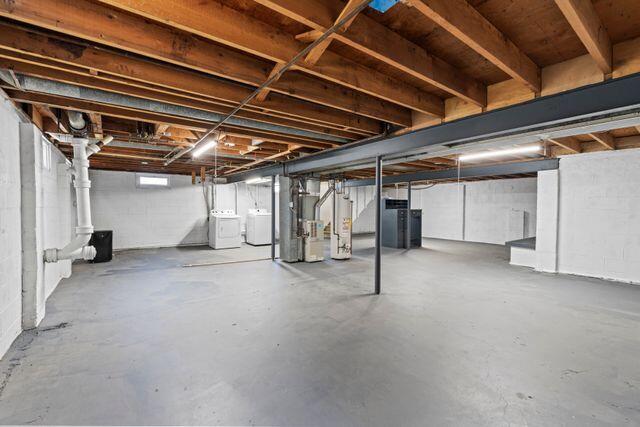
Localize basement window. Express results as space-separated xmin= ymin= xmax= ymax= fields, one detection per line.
xmin=41 ymin=138 xmax=51 ymax=171
xmin=136 ymin=173 xmax=170 ymax=188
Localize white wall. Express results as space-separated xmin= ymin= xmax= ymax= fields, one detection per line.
xmin=214 ymin=182 xmax=272 ymax=233
xmin=19 ymin=124 xmax=74 ymax=330
xmin=91 ymin=170 xmax=209 ymax=250
xmin=554 ymin=149 xmax=640 ymax=283
xmin=347 ymin=178 xmax=537 ymax=245
xmin=90 ymin=173 xmax=273 ymax=250
xmin=1 ymin=106 xmax=73 ymax=359
xmin=463 ymin=179 xmax=537 ymax=244
xmin=0 ymin=98 xmax=23 ymax=357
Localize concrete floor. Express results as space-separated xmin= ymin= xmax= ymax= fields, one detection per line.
xmin=1 ymin=237 xmax=639 ymax=426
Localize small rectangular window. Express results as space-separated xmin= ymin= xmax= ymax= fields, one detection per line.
xmin=41 ymin=138 xmax=51 ymax=171
xmin=136 ymin=173 xmax=170 ymax=188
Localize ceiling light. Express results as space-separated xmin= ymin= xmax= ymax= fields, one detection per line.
xmin=251 ymin=138 xmax=264 ymax=146
xmin=458 ymin=145 xmax=541 ymax=162
xmin=192 ymin=138 xmax=218 ymax=157
xmin=246 ymin=177 xmax=271 ymax=185
xmin=224 ymin=142 xmax=235 ymax=147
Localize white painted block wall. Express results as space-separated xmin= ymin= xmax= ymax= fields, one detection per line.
xmin=20 ymin=124 xmax=74 ymax=329
xmin=1 ymin=105 xmax=73 ymax=359
xmin=347 ymin=178 xmax=537 ymax=245
xmin=463 ymin=179 xmax=537 ymax=244
xmin=90 ymin=173 xmax=273 ymax=250
xmin=0 ymin=98 xmax=23 ymax=357
xmin=535 ymin=170 xmax=559 ymax=273
xmin=555 ymin=149 xmax=640 ymax=283
xmin=91 ymin=170 xmax=209 ymax=250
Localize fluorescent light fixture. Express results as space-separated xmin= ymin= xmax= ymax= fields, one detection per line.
xmin=246 ymin=177 xmax=271 ymax=185
xmin=224 ymin=142 xmax=235 ymax=147
xmin=458 ymin=145 xmax=541 ymax=162
xmin=192 ymin=138 xmax=218 ymax=157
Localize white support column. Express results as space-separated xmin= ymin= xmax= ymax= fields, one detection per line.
xmin=535 ymin=169 xmax=560 ymax=273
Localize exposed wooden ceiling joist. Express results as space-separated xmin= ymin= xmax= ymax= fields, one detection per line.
xmin=0 ymin=54 xmax=364 ymax=142
xmin=256 ymin=0 xmax=487 ymax=106
xmin=0 ymin=0 xmax=412 ymax=125
xmin=406 ymin=0 xmax=541 ymax=92
xmin=302 ymin=0 xmax=362 ymax=66
xmin=5 ymin=89 xmax=335 ymax=150
xmin=554 ymin=0 xmax=612 ymax=74
xmin=95 ymin=0 xmax=444 ymax=117
xmin=0 ymin=24 xmax=384 ymax=134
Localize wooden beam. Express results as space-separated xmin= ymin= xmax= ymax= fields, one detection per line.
xmin=255 ymin=63 xmax=285 ymax=102
xmin=257 ymin=0 xmax=486 ymax=106
xmin=88 ymin=112 xmax=103 ymax=138
xmin=588 ymin=132 xmax=616 ymax=150
xmin=546 ymin=137 xmax=582 ymax=153
xmin=0 ymin=2 xmax=404 ymax=127
xmin=0 ymin=30 xmax=384 ymax=134
xmin=303 ymin=0 xmax=361 ymax=66
xmin=406 ymin=0 xmax=540 ymax=92
xmin=224 ymin=147 xmax=299 ymax=174
xmin=94 ymin=0 xmax=443 ymax=117
xmin=4 ymin=89 xmax=335 ymax=150
xmin=554 ymin=0 xmax=612 ymax=74
xmin=154 ymin=123 xmax=170 ymax=139
xmin=0 ymin=55 xmax=361 ymax=142
xmin=35 ymin=104 xmax=68 ymax=133
xmin=26 ymin=104 xmax=43 ymax=129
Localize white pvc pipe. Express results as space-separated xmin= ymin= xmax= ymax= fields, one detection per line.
xmin=44 ymin=136 xmax=99 ymax=263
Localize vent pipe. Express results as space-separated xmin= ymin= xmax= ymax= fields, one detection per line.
xmin=44 ymin=120 xmax=113 ymax=263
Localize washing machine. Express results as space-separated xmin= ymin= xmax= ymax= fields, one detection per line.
xmin=246 ymin=209 xmax=272 ymax=246
xmin=209 ymin=210 xmax=241 ymax=249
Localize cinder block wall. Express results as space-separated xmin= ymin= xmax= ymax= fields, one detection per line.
xmin=347 ymin=178 xmax=537 ymax=244
xmin=556 ymin=149 xmax=640 ymax=283
xmin=1 ymin=105 xmax=74 ymax=359
xmin=90 ymin=172 xmax=272 ymax=250
xmin=90 ymin=170 xmax=210 ymax=250
xmin=0 ymin=98 xmax=23 ymax=357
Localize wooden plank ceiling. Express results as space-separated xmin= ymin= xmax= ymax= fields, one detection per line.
xmin=0 ymin=0 xmax=639 ymax=180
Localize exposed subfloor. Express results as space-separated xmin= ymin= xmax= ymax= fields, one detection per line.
xmin=1 ymin=237 xmax=639 ymax=426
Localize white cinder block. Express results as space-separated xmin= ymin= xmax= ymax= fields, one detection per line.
xmin=89 ymin=171 xmax=272 ymax=250
xmin=550 ymin=149 xmax=640 ymax=284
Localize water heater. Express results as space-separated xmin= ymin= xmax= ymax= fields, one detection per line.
xmin=331 ymin=190 xmax=353 ymax=260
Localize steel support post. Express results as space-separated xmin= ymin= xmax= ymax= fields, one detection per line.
xmin=374 ymin=156 xmax=382 ymax=294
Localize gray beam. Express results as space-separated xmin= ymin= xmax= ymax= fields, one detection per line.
xmin=14 ymin=75 xmax=348 ymax=144
xmin=344 ymin=158 xmax=559 ymax=187
xmin=226 ymin=73 xmax=640 ymax=182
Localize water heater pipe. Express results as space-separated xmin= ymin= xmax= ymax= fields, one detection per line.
xmin=314 ymin=181 xmax=334 ymax=220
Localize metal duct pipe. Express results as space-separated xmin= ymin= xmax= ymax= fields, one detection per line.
xmin=314 ymin=181 xmax=334 ymax=220
xmin=67 ymin=110 xmax=87 ymax=133
xmin=44 ymin=136 xmax=99 ymax=263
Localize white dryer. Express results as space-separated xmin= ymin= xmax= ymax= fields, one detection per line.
xmin=246 ymin=209 xmax=272 ymax=246
xmin=209 ymin=210 xmax=241 ymax=249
